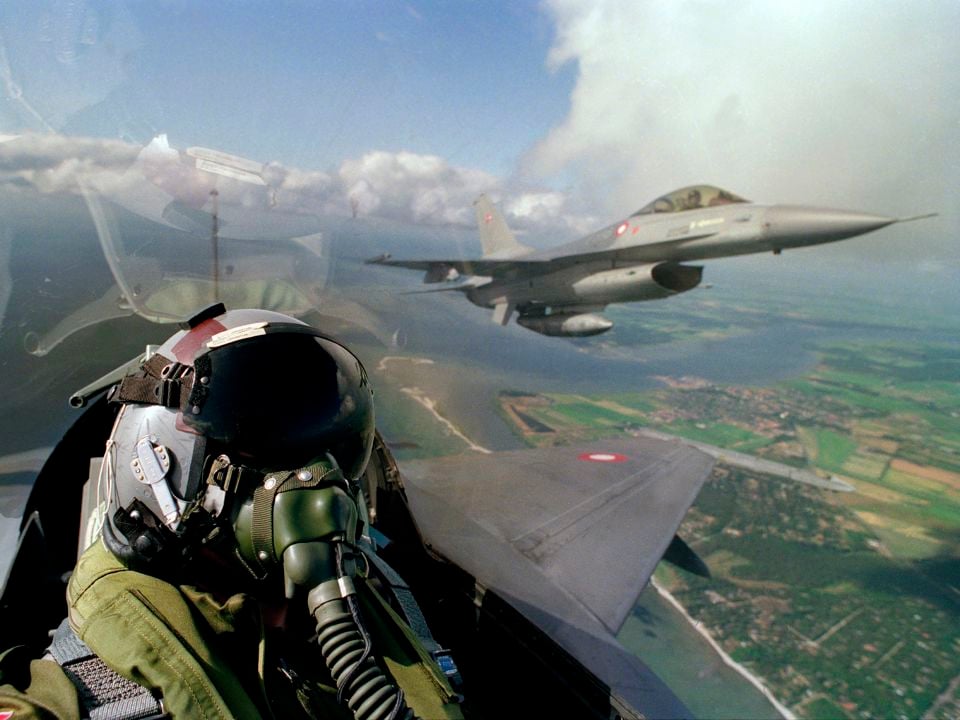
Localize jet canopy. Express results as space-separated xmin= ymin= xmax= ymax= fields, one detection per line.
xmin=635 ymin=185 xmax=748 ymax=215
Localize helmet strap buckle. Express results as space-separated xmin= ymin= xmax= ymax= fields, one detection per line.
xmin=157 ymin=361 xmax=191 ymax=408
xmin=205 ymin=454 xmax=264 ymax=496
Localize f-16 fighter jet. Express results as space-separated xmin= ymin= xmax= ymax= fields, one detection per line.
xmin=370 ymin=185 xmax=935 ymax=336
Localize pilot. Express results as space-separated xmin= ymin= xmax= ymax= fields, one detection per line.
xmin=684 ymin=188 xmax=702 ymax=210
xmin=0 ymin=307 xmax=462 ymax=720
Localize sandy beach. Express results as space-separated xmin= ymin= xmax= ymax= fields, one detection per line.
xmin=399 ymin=386 xmax=492 ymax=454
xmin=651 ymin=578 xmax=796 ymax=720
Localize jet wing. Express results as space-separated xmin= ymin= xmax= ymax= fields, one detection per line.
xmin=398 ymin=436 xmax=715 ymax=717
xmin=367 ymin=228 xmax=721 ymax=280
xmin=366 ymin=255 xmax=544 ymax=278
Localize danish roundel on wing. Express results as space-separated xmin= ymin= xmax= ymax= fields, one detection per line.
xmin=578 ymin=451 xmax=629 ymax=463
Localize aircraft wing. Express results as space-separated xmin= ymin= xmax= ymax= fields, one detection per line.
xmin=367 ymin=228 xmax=721 ymax=280
xmin=366 ymin=255 xmax=544 ymax=278
xmin=398 ymin=435 xmax=715 ymax=717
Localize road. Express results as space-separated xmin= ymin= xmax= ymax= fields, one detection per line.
xmin=632 ymin=429 xmax=854 ymax=492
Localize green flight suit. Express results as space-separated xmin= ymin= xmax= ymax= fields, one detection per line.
xmin=2 ymin=539 xmax=462 ymax=719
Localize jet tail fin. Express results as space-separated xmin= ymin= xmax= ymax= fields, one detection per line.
xmin=474 ymin=195 xmax=531 ymax=258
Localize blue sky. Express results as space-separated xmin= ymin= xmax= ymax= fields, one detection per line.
xmin=94 ymin=2 xmax=575 ymax=177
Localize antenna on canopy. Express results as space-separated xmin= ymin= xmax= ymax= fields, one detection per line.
xmin=210 ymin=189 xmax=220 ymax=301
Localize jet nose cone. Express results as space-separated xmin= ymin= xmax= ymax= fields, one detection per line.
xmin=765 ymin=206 xmax=897 ymax=247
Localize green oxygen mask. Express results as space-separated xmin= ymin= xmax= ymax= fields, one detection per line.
xmin=230 ymin=456 xmax=416 ymax=719
xmin=231 ymin=456 xmax=360 ymax=597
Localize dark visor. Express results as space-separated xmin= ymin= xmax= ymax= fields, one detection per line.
xmin=182 ymin=331 xmax=373 ymax=471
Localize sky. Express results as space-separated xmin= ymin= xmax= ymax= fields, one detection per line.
xmin=0 ymin=0 xmax=957 ymax=277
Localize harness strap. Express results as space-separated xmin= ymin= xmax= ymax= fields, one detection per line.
xmin=362 ymin=547 xmax=462 ymax=690
xmin=112 ymin=353 xmax=193 ymax=412
xmin=248 ymin=462 xmax=343 ymax=579
xmin=48 ymin=619 xmax=166 ymax=720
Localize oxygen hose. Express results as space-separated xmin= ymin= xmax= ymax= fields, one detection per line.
xmin=247 ymin=468 xmax=417 ymax=720
xmin=307 ymin=543 xmax=415 ymax=720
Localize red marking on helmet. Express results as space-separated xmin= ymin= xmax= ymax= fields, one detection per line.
xmin=484 ymin=213 xmax=493 ymax=224
xmin=0 ymin=711 xmax=16 ymax=719
xmin=578 ymin=452 xmax=629 ymax=463
xmin=175 ymin=413 xmax=203 ymax=434
xmin=632 ymin=226 xmax=639 ymax=234
xmin=171 ymin=318 xmax=226 ymax=363
xmin=616 ymin=222 xmax=628 ymax=236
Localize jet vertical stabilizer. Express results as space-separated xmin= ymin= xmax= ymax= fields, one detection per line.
xmin=474 ymin=195 xmax=531 ymax=258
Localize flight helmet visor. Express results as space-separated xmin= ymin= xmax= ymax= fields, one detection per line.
xmin=182 ymin=324 xmax=374 ymax=477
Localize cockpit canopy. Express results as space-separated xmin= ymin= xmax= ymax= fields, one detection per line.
xmin=635 ymin=185 xmax=749 ymax=215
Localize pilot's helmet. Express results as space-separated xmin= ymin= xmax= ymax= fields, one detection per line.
xmin=99 ymin=305 xmax=374 ymax=574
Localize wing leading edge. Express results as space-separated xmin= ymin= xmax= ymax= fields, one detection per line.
xmin=398 ymin=436 xmax=715 ymax=717
xmin=365 ymin=255 xmax=543 ymax=278
xmin=366 ymin=228 xmax=720 ymax=282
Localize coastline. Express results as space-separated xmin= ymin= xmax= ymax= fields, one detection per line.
xmin=651 ymin=577 xmax=797 ymax=720
xmin=399 ymin=386 xmax=492 ymax=454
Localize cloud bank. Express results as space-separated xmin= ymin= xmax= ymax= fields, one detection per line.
xmin=527 ymin=0 xmax=959 ymax=260
xmin=0 ymin=134 xmax=592 ymax=242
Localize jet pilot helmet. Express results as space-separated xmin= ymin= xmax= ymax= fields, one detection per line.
xmin=100 ymin=305 xmax=375 ymax=575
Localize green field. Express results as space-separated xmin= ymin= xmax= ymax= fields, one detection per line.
xmin=550 ymin=401 xmax=640 ymax=427
xmin=811 ymin=429 xmax=858 ymax=471
xmin=664 ymin=420 xmax=772 ymax=451
xmin=803 ymin=697 xmax=848 ymax=720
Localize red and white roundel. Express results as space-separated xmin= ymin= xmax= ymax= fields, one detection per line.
xmin=615 ymin=222 xmax=629 ymax=236
xmin=578 ymin=451 xmax=629 ymax=463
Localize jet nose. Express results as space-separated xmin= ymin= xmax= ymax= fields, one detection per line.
xmin=764 ymin=206 xmax=897 ymax=247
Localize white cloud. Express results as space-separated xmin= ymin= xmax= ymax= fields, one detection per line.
xmin=0 ymin=134 xmax=138 ymax=192
xmin=337 ymin=150 xmax=499 ymax=226
xmin=528 ymin=0 xmax=959 ymax=260
xmin=504 ymin=191 xmax=598 ymax=237
xmin=0 ymin=135 xmax=595 ymax=241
